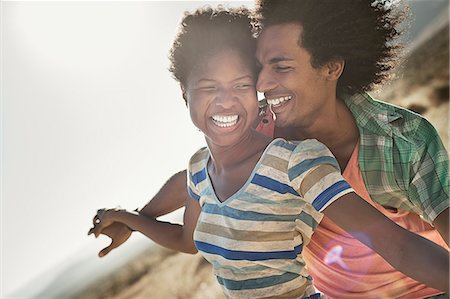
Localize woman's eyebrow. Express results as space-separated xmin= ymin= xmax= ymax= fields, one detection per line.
xmin=232 ymin=75 xmax=253 ymax=82
xmin=196 ymin=78 xmax=216 ymax=84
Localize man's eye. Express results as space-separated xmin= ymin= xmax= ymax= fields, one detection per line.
xmin=255 ymin=64 xmax=262 ymax=73
xmin=273 ymin=65 xmax=293 ymax=72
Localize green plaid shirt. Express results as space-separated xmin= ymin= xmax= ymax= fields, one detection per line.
xmin=343 ymin=92 xmax=449 ymax=223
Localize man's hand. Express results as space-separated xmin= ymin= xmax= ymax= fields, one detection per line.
xmin=88 ymin=209 xmax=132 ymax=257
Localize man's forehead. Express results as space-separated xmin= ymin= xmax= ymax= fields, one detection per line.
xmin=258 ymin=23 xmax=302 ymax=38
xmin=256 ymin=24 xmax=302 ymax=61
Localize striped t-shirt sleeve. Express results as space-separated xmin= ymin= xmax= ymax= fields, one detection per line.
xmin=187 ymin=170 xmax=200 ymax=202
xmin=287 ymin=139 xmax=354 ymax=212
xmin=187 ymin=149 xmax=207 ymax=202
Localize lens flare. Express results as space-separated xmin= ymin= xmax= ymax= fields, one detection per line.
xmin=324 ymin=245 xmax=349 ymax=270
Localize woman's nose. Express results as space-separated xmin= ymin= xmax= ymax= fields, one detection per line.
xmin=215 ymin=89 xmax=237 ymax=108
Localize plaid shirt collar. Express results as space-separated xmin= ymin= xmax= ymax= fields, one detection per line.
xmin=341 ymin=92 xmax=404 ymax=138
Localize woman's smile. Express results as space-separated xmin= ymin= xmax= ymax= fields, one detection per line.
xmin=211 ymin=114 xmax=239 ymax=128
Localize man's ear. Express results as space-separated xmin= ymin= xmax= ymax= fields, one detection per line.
xmin=180 ymin=83 xmax=188 ymax=107
xmin=324 ymin=59 xmax=345 ymax=81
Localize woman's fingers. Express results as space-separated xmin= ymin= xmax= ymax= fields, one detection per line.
xmin=92 ymin=209 xmax=107 ymax=225
xmin=89 ymin=209 xmax=108 ymax=236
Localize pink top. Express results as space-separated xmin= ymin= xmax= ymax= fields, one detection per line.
xmin=302 ymin=139 xmax=448 ymax=298
xmin=255 ymin=111 xmax=275 ymax=138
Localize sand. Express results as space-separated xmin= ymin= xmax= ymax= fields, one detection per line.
xmin=71 ymin=246 xmax=224 ymax=299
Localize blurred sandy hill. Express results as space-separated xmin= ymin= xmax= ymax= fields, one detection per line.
xmin=70 ymin=7 xmax=448 ymax=299
xmin=373 ymin=7 xmax=449 ymax=148
xmin=71 ymin=245 xmax=224 ymax=299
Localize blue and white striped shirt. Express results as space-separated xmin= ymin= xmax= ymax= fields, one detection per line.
xmin=188 ymin=138 xmax=353 ymax=299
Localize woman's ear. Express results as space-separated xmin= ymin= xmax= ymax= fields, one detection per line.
xmin=180 ymin=83 xmax=188 ymax=107
xmin=324 ymin=59 xmax=345 ymax=81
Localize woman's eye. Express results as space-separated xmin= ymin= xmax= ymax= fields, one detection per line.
xmin=235 ymin=83 xmax=253 ymax=90
xmin=198 ymin=86 xmax=216 ymax=91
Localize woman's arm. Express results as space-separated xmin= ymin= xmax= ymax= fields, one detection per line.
xmin=91 ymin=196 xmax=201 ymax=254
xmin=88 ymin=170 xmax=189 ymax=257
xmin=139 ymin=170 xmax=189 ymax=218
xmin=324 ymin=192 xmax=449 ymax=292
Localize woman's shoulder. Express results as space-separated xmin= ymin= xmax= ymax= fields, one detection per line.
xmin=269 ymin=138 xmax=329 ymax=153
xmin=261 ymin=138 xmax=331 ymax=168
xmin=188 ymin=147 xmax=209 ymax=171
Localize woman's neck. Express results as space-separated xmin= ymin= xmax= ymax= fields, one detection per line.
xmin=206 ymin=130 xmax=272 ymax=174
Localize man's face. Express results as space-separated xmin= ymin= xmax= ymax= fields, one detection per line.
xmin=256 ymin=23 xmax=336 ymax=129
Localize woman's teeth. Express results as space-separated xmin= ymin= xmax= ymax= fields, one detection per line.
xmin=211 ymin=115 xmax=239 ymax=128
xmin=267 ymin=96 xmax=292 ymax=107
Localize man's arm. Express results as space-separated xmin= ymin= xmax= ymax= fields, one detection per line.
xmin=407 ymin=121 xmax=449 ymax=246
xmin=325 ymin=192 xmax=449 ymax=292
xmin=434 ymin=208 xmax=449 ymax=246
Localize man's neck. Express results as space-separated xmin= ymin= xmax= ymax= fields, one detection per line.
xmin=275 ymin=99 xmax=359 ymax=170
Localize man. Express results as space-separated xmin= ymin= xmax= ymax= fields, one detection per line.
xmin=92 ymin=0 xmax=449 ymax=297
xmin=253 ymin=1 xmax=449 ymax=297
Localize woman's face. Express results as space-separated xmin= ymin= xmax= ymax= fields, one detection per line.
xmin=184 ymin=49 xmax=258 ymax=147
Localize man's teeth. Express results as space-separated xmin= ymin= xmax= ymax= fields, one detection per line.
xmin=267 ymin=96 xmax=292 ymax=107
xmin=211 ymin=115 xmax=239 ymax=128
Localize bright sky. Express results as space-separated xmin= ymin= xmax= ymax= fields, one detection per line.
xmin=1 ymin=1 xmax=252 ymax=296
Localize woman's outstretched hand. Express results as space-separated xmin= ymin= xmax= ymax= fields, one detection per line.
xmin=88 ymin=209 xmax=132 ymax=257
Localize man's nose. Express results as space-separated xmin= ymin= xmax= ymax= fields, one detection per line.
xmin=256 ymin=67 xmax=277 ymax=93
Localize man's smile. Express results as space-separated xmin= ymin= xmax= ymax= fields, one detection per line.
xmin=266 ymin=95 xmax=292 ymax=108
